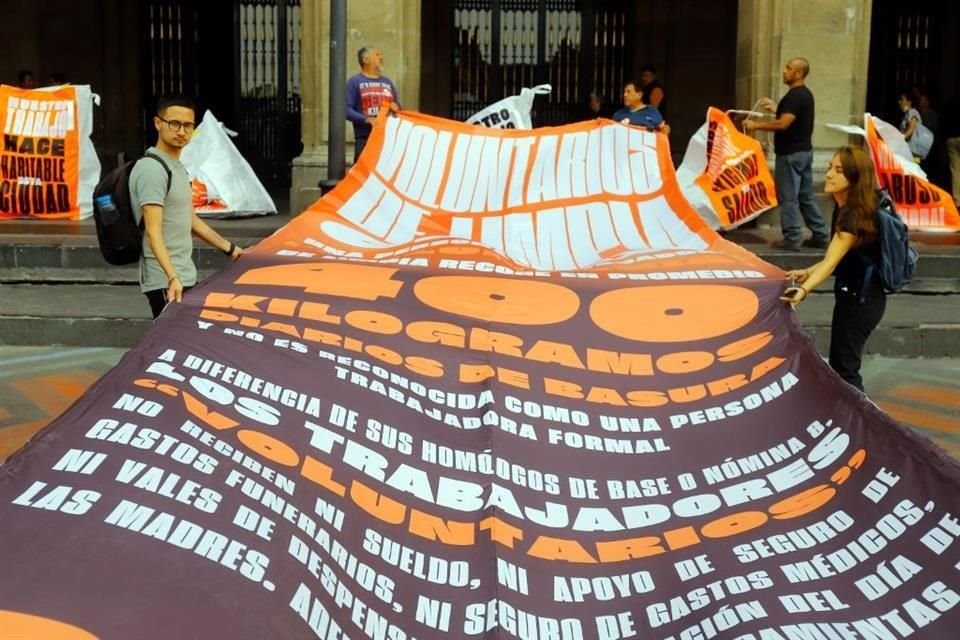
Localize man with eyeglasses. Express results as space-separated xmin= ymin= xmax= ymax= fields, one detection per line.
xmin=129 ymin=95 xmax=244 ymax=319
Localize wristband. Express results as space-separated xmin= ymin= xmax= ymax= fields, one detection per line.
xmin=168 ymin=275 xmax=180 ymax=284
xmin=223 ymin=242 xmax=236 ymax=256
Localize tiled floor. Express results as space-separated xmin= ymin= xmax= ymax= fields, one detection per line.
xmin=0 ymin=347 xmax=125 ymax=462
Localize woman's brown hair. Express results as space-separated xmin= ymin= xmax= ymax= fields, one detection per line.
xmin=833 ymin=146 xmax=878 ymax=242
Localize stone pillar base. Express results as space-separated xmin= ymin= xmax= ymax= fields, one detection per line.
xmin=290 ymin=152 xmax=327 ymax=215
xmin=293 ymin=0 xmax=422 ymax=216
xmin=290 ymin=145 xmax=355 ymax=214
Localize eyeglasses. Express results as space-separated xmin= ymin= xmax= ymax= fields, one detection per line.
xmin=157 ymin=117 xmax=196 ymax=134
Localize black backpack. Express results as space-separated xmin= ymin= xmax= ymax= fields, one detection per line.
xmin=873 ymin=191 xmax=919 ymax=293
xmin=92 ymin=152 xmax=171 ymax=265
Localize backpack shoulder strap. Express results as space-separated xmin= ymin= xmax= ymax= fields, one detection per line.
xmin=141 ymin=150 xmax=173 ymax=196
xmin=878 ymin=189 xmax=898 ymax=218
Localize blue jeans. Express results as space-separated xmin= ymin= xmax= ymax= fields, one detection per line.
xmin=775 ymin=150 xmax=828 ymax=246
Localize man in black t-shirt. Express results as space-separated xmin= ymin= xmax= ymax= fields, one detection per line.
xmin=744 ymin=57 xmax=829 ymax=250
xmin=640 ymin=65 xmax=667 ymax=119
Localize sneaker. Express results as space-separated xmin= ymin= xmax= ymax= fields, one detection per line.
xmin=773 ymin=240 xmax=802 ymax=251
xmin=803 ymin=237 xmax=830 ymax=249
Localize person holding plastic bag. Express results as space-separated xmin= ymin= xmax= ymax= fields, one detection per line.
xmin=780 ymin=147 xmax=887 ymax=392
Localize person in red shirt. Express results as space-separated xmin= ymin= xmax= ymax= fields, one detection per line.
xmin=346 ymin=46 xmax=400 ymax=163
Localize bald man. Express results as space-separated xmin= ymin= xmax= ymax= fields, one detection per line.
xmin=744 ymin=57 xmax=828 ymax=250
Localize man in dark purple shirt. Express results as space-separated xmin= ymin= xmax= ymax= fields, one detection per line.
xmin=346 ymin=46 xmax=400 ymax=164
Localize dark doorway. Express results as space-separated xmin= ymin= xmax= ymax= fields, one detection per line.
xmin=866 ymin=0 xmax=945 ymax=125
xmin=867 ymin=0 xmax=960 ymax=188
xmin=440 ymin=0 xmax=634 ymax=127
xmin=421 ymin=0 xmax=738 ymax=158
xmin=141 ymin=0 xmax=301 ymax=189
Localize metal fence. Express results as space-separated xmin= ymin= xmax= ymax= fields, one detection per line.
xmin=452 ymin=0 xmax=632 ymax=126
xmin=141 ymin=0 xmax=301 ymax=189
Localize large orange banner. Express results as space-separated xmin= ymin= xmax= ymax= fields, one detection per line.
xmin=2 ymin=110 xmax=960 ymax=639
xmin=865 ymin=115 xmax=960 ymax=232
xmin=679 ymin=108 xmax=777 ymax=229
xmin=0 ymin=85 xmax=82 ymax=219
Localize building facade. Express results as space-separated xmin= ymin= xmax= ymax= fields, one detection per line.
xmin=291 ymin=0 xmax=959 ymax=213
xmin=2 ymin=1 xmax=956 ymax=215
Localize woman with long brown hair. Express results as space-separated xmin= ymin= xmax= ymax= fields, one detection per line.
xmin=781 ymin=146 xmax=886 ymax=391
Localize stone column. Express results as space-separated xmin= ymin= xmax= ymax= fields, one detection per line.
xmin=289 ymin=0 xmax=422 ymax=215
xmin=290 ymin=0 xmax=327 ymax=215
xmin=737 ymin=1 xmax=873 ymax=156
xmin=349 ymin=0 xmax=422 ymax=115
xmin=736 ymin=0 xmax=872 ymax=225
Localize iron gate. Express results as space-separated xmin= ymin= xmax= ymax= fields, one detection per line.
xmin=867 ymin=0 xmax=944 ymax=124
xmin=141 ymin=1 xmax=201 ymax=121
xmin=141 ymin=0 xmax=301 ymax=189
xmin=235 ymin=0 xmax=301 ymax=189
xmin=452 ymin=0 xmax=632 ymax=126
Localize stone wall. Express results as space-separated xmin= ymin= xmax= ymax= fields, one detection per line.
xmin=736 ymin=0 xmax=873 ymax=158
xmin=290 ymin=0 xmax=422 ymax=214
xmin=736 ymin=0 xmax=873 ymax=228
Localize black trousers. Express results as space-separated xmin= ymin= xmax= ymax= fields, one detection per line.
xmin=145 ymin=286 xmax=193 ymax=319
xmin=828 ymin=282 xmax=887 ymax=392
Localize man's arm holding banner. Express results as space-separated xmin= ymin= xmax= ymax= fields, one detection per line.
xmin=743 ymin=112 xmax=795 ymax=133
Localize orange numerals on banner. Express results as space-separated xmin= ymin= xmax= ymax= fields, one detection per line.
xmin=236 ymin=262 xmax=760 ymax=344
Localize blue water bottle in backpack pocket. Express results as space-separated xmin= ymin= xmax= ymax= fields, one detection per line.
xmin=95 ymin=194 xmax=120 ymax=225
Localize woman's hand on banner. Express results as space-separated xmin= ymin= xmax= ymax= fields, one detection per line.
xmin=785 ymin=268 xmax=810 ymax=284
xmin=167 ymin=275 xmax=184 ymax=304
xmin=779 ymin=286 xmax=808 ymax=306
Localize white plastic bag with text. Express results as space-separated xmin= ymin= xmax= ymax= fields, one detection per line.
xmin=467 ymin=85 xmax=552 ymax=130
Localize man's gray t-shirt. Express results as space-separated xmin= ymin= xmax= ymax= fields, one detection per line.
xmin=129 ymin=148 xmax=196 ymax=293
